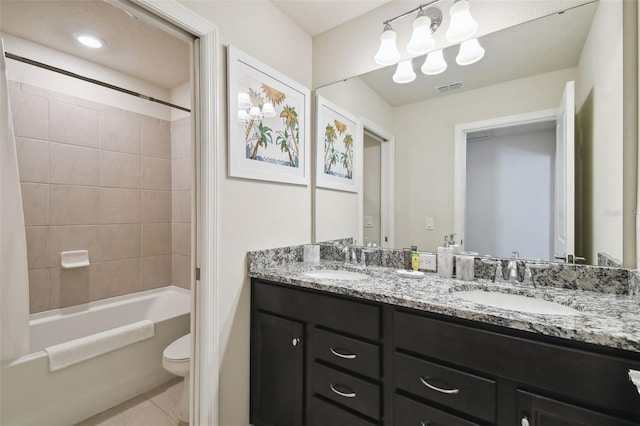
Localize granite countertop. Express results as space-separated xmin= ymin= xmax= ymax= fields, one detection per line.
xmin=249 ymin=260 xmax=640 ymax=354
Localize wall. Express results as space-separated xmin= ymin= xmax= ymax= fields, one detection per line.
xmin=315 ymin=77 xmax=393 ymax=244
xmin=174 ymin=1 xmax=313 ymax=424
xmin=9 ymin=80 xmax=176 ymax=313
xmin=393 ymin=67 xmax=577 ymax=251
xmin=466 ymin=129 xmax=555 ymax=260
xmin=575 ymin=0 xmax=623 ymax=263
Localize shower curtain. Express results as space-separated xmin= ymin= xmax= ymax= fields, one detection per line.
xmin=0 ymin=37 xmax=30 ymax=361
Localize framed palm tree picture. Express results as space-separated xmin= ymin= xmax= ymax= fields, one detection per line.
xmin=227 ymin=46 xmax=310 ymax=185
xmin=315 ymin=96 xmax=360 ymax=192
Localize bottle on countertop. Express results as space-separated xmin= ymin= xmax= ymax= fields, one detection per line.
xmin=449 ymin=234 xmax=462 ymax=255
xmin=437 ymin=236 xmax=454 ymax=278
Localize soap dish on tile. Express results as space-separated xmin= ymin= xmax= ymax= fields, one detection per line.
xmin=396 ymin=269 xmax=425 ymax=279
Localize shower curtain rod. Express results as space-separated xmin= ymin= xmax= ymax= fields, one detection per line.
xmin=4 ymin=52 xmax=191 ymax=113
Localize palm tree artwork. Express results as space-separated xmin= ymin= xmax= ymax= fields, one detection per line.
xmin=323 ymin=118 xmax=353 ymax=179
xmin=243 ymin=83 xmax=300 ymax=167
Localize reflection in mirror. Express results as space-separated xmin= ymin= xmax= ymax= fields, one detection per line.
xmin=315 ymin=0 xmax=625 ymax=266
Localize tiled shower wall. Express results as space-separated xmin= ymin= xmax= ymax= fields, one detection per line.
xmin=9 ymin=81 xmax=191 ymax=313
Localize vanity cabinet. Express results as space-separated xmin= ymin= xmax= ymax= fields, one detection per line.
xmin=250 ymin=278 xmax=640 ymax=425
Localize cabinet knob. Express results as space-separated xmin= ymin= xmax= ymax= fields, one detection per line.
xmin=521 ymin=416 xmax=530 ymax=426
xmin=292 ymin=337 xmax=301 ymax=346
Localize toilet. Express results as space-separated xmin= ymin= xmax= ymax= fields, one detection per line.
xmin=163 ymin=333 xmax=191 ymax=422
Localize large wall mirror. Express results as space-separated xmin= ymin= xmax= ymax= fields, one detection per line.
xmin=314 ymin=0 xmax=627 ymax=266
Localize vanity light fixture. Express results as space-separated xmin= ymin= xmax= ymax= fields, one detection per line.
xmin=392 ymin=59 xmax=417 ymax=84
xmin=374 ymin=0 xmax=484 ymax=83
xmin=261 ymin=101 xmax=276 ymax=118
xmin=73 ymin=33 xmax=104 ymax=49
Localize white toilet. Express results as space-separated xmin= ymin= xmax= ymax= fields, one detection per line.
xmin=163 ymin=333 xmax=191 ymax=422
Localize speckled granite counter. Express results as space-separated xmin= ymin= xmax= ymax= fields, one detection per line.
xmin=249 ymin=260 xmax=640 ymax=354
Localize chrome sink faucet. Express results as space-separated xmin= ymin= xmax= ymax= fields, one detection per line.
xmin=507 ymin=250 xmax=519 ymax=285
xmin=343 ymin=246 xmax=357 ymax=265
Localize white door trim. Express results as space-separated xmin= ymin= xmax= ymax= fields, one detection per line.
xmin=132 ymin=2 xmax=219 ymax=425
xmin=360 ymin=118 xmax=395 ymax=248
xmin=454 ymin=108 xmax=557 ymax=248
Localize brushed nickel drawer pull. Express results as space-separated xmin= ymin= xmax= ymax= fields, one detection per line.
xmin=330 ymin=347 xmax=356 ymax=359
xmin=420 ymin=422 xmax=432 ymax=426
xmin=419 ymin=376 xmax=460 ymax=394
xmin=329 ymin=383 xmax=356 ymax=398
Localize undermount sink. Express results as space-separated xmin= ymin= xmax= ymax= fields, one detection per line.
xmin=455 ymin=290 xmax=581 ymax=316
xmin=303 ymin=269 xmax=369 ymax=281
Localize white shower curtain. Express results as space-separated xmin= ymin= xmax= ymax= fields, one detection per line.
xmin=0 ymin=37 xmax=30 ymax=361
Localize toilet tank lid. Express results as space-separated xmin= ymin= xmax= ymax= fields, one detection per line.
xmin=164 ymin=334 xmax=190 ymax=360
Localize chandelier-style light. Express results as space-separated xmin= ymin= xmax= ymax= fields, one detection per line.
xmin=374 ymin=0 xmax=484 ymax=83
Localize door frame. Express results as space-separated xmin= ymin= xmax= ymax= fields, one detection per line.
xmin=360 ymin=118 xmax=395 ymax=248
xmin=453 ymin=109 xmax=557 ymax=249
xmin=132 ymin=1 xmax=219 ymax=425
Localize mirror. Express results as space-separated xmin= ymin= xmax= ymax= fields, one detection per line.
xmin=315 ymin=0 xmax=625 ymax=266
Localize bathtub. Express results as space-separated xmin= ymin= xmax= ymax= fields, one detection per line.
xmin=1 ymin=286 xmax=190 ymax=426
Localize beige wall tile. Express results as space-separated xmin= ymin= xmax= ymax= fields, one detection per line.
xmin=25 ymin=226 xmax=48 ymax=269
xmin=76 ymin=98 xmax=121 ymax=115
xmin=143 ymin=223 xmax=172 ymax=256
xmin=29 ymin=269 xmax=50 ymax=313
xmin=49 ymin=265 xmax=95 ymax=309
xmin=21 ymin=83 xmax=76 ymax=105
xmin=142 ymin=157 xmax=171 ymax=190
xmin=9 ymin=90 xmax=48 ymax=140
xmin=100 ymin=150 xmax=141 ymax=189
xmin=142 ymin=120 xmax=171 ymax=159
xmin=172 ymin=254 xmax=191 ymax=289
xmin=171 ymin=117 xmax=191 ymax=160
xmin=177 ymin=190 xmax=191 ymax=223
xmin=141 ymin=255 xmax=171 ymax=290
xmin=49 ymin=143 xmax=99 ymax=186
xmin=100 ymin=188 xmax=141 ymax=224
xmin=171 ymin=223 xmax=190 ymax=256
xmin=21 ymin=183 xmax=48 ymax=226
xmin=94 ymin=259 xmax=141 ymax=301
xmin=48 ymin=225 xmax=99 ymax=268
xmin=143 ymin=190 xmax=171 ymax=223
xmin=16 ymin=138 xmax=49 ymax=183
xmin=49 ymin=185 xmax=99 ymax=225
xmin=99 ymin=224 xmax=141 ymax=261
xmin=49 ymin=101 xmax=99 ymax=148
xmin=100 ymin=112 xmax=141 ymax=154
xmin=171 ymin=158 xmax=191 ymax=191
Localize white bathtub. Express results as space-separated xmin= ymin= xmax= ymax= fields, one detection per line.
xmin=1 ymin=286 xmax=190 ymax=426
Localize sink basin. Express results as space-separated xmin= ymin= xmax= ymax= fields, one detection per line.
xmin=455 ymin=290 xmax=581 ymax=316
xmin=303 ymin=270 xmax=369 ymax=281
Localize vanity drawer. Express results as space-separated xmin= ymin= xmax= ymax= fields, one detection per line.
xmin=394 ymin=352 xmax=496 ymax=422
xmin=311 ymin=362 xmax=380 ymax=420
xmin=394 ymin=393 xmax=481 ymax=426
xmin=254 ymin=280 xmax=380 ymax=340
xmin=308 ymin=396 xmax=377 ymax=426
xmin=312 ymin=328 xmax=380 ymax=379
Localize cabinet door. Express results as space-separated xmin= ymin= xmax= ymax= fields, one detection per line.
xmin=251 ymin=312 xmax=304 ymax=426
xmin=517 ymin=390 xmax=638 ymax=426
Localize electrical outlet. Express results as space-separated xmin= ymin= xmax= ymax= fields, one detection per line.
xmin=425 ymin=217 xmax=434 ymax=230
xmin=419 ymin=253 xmax=437 ymax=271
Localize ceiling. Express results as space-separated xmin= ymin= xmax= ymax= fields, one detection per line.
xmin=358 ymin=1 xmax=597 ymax=106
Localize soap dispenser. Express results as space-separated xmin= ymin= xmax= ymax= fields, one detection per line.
xmin=449 ymin=234 xmax=462 ymax=255
xmin=437 ymin=236 xmax=454 ymax=279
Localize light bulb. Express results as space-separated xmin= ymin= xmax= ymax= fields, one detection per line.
xmin=406 ymin=11 xmax=435 ymax=56
xmin=238 ymin=91 xmax=251 ymax=109
xmin=392 ymin=60 xmax=416 ymax=84
xmin=238 ymin=109 xmax=248 ymax=122
xmin=262 ymin=102 xmax=276 ymax=118
xmin=374 ymin=23 xmax=400 ymax=66
xmin=421 ymin=50 xmax=447 ymax=75
xmin=248 ymin=106 xmax=262 ymax=120
xmin=74 ymin=33 xmax=104 ymax=49
xmin=456 ymin=38 xmax=485 ymax=65
xmin=446 ymin=0 xmax=478 ymax=43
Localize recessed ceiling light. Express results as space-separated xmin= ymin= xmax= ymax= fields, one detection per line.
xmin=74 ymin=33 xmax=105 ymax=49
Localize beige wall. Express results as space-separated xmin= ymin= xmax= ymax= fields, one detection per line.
xmin=393 ymin=68 xmax=577 ymax=251
xmin=575 ymin=0 xmax=623 ymax=263
xmin=314 ymin=77 xmax=393 ymax=244
xmin=9 ymin=80 xmax=190 ymax=313
xmin=175 ymin=1 xmax=313 ymax=424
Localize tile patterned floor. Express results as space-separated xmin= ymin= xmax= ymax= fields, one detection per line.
xmin=76 ymin=377 xmax=188 ymax=426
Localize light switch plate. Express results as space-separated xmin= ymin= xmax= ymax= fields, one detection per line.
xmin=419 ymin=253 xmax=437 ymax=271
xmin=425 ymin=217 xmax=434 ymax=230
xmin=363 ymin=215 xmax=374 ymax=228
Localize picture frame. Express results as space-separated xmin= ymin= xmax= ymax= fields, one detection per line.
xmin=227 ymin=45 xmax=310 ymax=185
xmin=315 ymin=95 xmax=360 ymax=192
